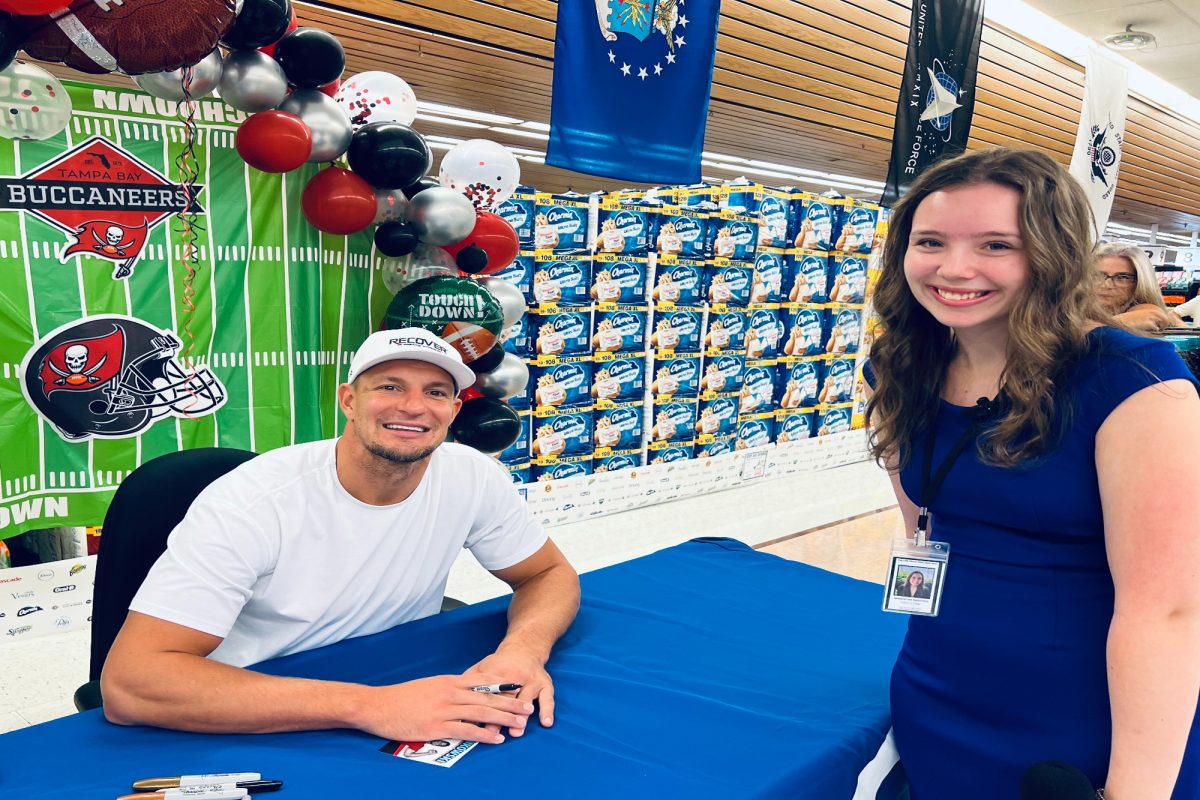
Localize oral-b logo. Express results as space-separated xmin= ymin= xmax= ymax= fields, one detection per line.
xmin=498 ymin=200 xmax=529 ymax=228
xmin=546 ymin=207 xmax=582 ymax=233
xmin=610 ymin=311 xmax=642 ymax=333
xmin=610 ymin=408 xmax=640 ymax=429
xmin=553 ymin=314 xmax=586 ymax=338
xmin=712 ymin=398 xmax=737 ymax=418
xmin=52 ymin=585 xmax=75 ymax=593
xmin=668 ymin=359 xmax=698 ymax=381
xmin=552 ymin=364 xmax=585 ymax=389
xmin=613 ymin=211 xmax=644 ymax=237
xmin=553 ymin=415 xmax=587 ymax=438
xmin=547 ymin=263 xmax=582 ymax=284
xmin=610 ymin=263 xmax=641 ymax=285
xmin=609 ymin=360 xmax=642 ymax=382
xmin=673 ymin=217 xmax=701 ymax=240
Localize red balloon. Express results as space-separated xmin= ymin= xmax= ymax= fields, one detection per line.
xmin=236 ymin=110 xmax=312 ymax=173
xmin=0 ymin=0 xmax=69 ymax=14
xmin=258 ymin=5 xmax=298 ymax=57
xmin=302 ymin=167 xmax=376 ymax=235
xmin=440 ymin=212 xmax=519 ymax=276
xmin=458 ymin=387 xmax=484 ymax=402
xmin=318 ymin=77 xmax=341 ymax=98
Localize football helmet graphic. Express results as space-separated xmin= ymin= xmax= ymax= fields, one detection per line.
xmin=20 ymin=315 xmax=226 ymax=442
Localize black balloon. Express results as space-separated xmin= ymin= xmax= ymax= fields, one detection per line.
xmin=0 ymin=13 xmax=18 ymax=73
xmin=455 ymin=245 xmax=489 ymax=275
xmin=222 ymin=0 xmax=292 ymax=49
xmin=467 ymin=344 xmax=506 ymax=376
xmin=451 ymin=397 xmax=520 ymax=453
xmin=374 ymin=221 xmax=419 ymax=258
xmin=347 ymin=122 xmax=432 ymax=190
xmin=401 ymin=176 xmax=440 ymax=200
xmin=272 ymin=27 xmax=345 ymax=89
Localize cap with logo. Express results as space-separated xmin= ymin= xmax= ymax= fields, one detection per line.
xmin=347 ymin=328 xmax=476 ymax=393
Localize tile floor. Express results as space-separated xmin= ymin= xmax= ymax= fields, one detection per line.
xmin=0 ymin=506 xmax=902 ymax=735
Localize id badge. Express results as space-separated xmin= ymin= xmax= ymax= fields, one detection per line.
xmin=883 ymin=538 xmax=949 ymax=617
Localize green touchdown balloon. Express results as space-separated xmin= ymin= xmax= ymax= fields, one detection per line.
xmin=382 ymin=275 xmax=504 ymax=364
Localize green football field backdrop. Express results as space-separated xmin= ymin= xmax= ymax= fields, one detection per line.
xmin=0 ymin=81 xmax=392 ymax=538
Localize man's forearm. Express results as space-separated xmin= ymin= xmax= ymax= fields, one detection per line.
xmin=498 ymin=565 xmax=580 ymax=662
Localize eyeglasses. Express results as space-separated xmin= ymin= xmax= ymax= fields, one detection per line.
xmin=1095 ymin=271 xmax=1137 ymax=286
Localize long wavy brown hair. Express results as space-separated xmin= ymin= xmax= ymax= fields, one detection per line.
xmin=868 ymin=147 xmax=1105 ymax=469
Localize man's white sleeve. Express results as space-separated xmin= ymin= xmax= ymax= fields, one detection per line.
xmin=464 ymin=459 xmax=547 ymax=571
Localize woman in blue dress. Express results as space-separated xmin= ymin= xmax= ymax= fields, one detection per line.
xmin=865 ymin=147 xmax=1200 ymax=799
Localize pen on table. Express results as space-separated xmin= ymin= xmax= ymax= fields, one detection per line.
xmin=470 ymin=683 xmax=523 ymax=694
xmin=117 ymin=790 xmax=248 ymax=800
xmin=125 ymin=776 xmax=282 ymax=794
xmin=132 ymin=775 xmax=261 ymax=791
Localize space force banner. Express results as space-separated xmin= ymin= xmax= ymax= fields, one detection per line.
xmin=881 ymin=0 xmax=986 ymax=207
xmin=0 ymin=82 xmax=388 ymax=538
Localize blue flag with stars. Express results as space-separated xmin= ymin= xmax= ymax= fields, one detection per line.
xmin=547 ymin=0 xmax=720 ymax=185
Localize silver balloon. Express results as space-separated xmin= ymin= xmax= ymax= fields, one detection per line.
xmin=406 ymin=187 xmax=476 ymax=246
xmin=474 ymin=352 xmax=529 ymax=399
xmin=277 ymin=89 xmax=352 ymax=163
xmin=379 ymin=243 xmax=457 ymax=294
xmin=374 ymin=188 xmax=409 ymax=224
xmin=217 ymin=50 xmax=287 ymax=113
xmin=478 ymin=276 xmax=526 ymax=330
xmin=133 ymin=50 xmax=224 ymax=102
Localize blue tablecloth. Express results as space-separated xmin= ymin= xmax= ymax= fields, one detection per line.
xmin=1 ymin=538 xmax=907 ymax=799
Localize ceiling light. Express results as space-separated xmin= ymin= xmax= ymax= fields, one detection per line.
xmin=414 ymin=113 xmax=489 ymax=129
xmin=1102 ymin=25 xmax=1157 ymax=52
xmin=518 ymin=121 xmax=551 ymax=132
xmin=415 ymin=101 xmax=521 ymax=126
xmin=489 ymin=126 xmax=550 ymax=141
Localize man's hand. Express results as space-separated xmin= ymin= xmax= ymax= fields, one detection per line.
xmin=466 ymin=647 xmax=554 ymax=736
xmin=355 ymin=673 xmax=534 ymax=744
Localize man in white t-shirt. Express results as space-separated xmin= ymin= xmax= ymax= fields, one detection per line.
xmin=100 ymin=328 xmax=580 ymax=746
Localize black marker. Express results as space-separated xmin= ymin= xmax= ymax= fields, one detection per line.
xmin=470 ymin=683 xmax=523 ymax=693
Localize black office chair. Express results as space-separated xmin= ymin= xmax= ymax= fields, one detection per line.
xmin=74 ymin=447 xmax=467 ymax=711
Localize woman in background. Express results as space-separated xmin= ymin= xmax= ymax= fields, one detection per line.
xmin=1094 ymin=242 xmax=1184 ymax=331
xmin=865 ymin=147 xmax=1200 ymax=799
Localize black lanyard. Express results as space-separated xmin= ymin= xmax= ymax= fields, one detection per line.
xmin=916 ymin=397 xmax=996 ymax=546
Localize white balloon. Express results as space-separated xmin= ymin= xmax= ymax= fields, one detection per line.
xmin=438 ymin=139 xmax=520 ymax=211
xmin=0 ymin=61 xmax=71 ymax=141
xmin=334 ymin=71 xmax=418 ymax=130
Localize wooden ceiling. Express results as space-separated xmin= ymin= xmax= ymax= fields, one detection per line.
xmin=40 ymin=0 xmax=1200 ymax=233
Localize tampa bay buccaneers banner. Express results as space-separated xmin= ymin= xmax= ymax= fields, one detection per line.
xmin=0 ymin=81 xmax=387 ymax=538
xmin=880 ymin=0 xmax=986 ymax=207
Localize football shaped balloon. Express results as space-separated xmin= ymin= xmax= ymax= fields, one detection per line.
xmin=18 ymin=0 xmax=237 ymax=75
xmin=0 ymin=1 xmax=68 ymax=14
xmin=334 ymin=70 xmax=417 ymax=130
xmin=439 ymin=139 xmax=520 ymax=211
xmin=382 ymin=275 xmax=504 ymax=364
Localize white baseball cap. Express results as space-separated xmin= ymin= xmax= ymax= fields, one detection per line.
xmin=347 ymin=328 xmax=476 ymax=393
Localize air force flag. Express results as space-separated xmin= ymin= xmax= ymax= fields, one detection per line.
xmin=547 ymin=0 xmax=721 ymax=185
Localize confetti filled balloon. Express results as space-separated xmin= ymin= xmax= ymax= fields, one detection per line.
xmin=438 ymin=139 xmax=520 ymax=211
xmin=0 ymin=61 xmax=71 ymax=141
xmin=334 ymin=70 xmax=417 ymax=130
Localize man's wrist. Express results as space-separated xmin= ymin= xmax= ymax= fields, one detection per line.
xmin=495 ymin=637 xmax=551 ymax=664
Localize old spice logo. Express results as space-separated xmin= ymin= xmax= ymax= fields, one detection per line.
xmin=0 ymin=136 xmax=204 ymax=280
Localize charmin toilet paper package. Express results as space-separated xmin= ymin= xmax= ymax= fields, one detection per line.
xmin=532 ymin=254 xmax=592 ymax=307
xmin=593 ymin=448 xmax=643 ymax=472
xmin=492 ymin=251 xmax=535 ymax=303
xmin=775 ymin=358 xmax=822 ymax=409
xmin=592 ymin=306 xmax=648 ymax=354
xmin=591 ymin=353 xmax=646 ymax=404
xmin=707 ymin=209 xmax=758 ymax=262
xmin=751 ymin=248 xmax=786 ymax=304
xmin=775 ymin=410 xmax=816 ymax=443
xmin=531 ymin=407 xmax=594 ymax=459
xmin=495 ymin=186 xmax=536 ymax=246
xmin=780 ymin=304 xmax=825 ymax=357
xmin=649 ymin=442 xmax=696 ymax=464
xmin=786 ymin=250 xmax=830 ymax=304
xmin=816 ymin=406 xmax=853 ymax=436
xmin=744 ymin=305 xmax=784 ymax=359
xmin=757 ymin=188 xmax=793 ymax=249
xmin=595 ymin=198 xmax=659 ymax=255
xmin=649 ymin=306 xmax=704 ymax=352
xmin=652 ymin=255 xmax=705 ymax=306
xmin=705 ymin=308 xmax=748 ymax=354
xmin=696 ymin=395 xmax=741 ymax=438
xmin=531 ymin=358 xmax=593 ymax=410
xmin=735 ymin=412 xmax=775 ymax=450
xmin=650 ymin=351 xmax=702 ymax=398
xmin=792 ymin=193 xmax=835 ymax=251
xmin=592 ymin=402 xmax=645 ymax=452
xmin=832 ymin=199 xmax=880 ymax=254
xmin=656 ymin=206 xmax=709 ymax=259
xmin=828 ymin=254 xmax=868 ymax=304
xmin=718 ymin=180 xmax=762 ymax=215
xmin=705 ymin=259 xmax=754 ymax=308
xmin=531 ymin=456 xmax=593 ymax=482
xmin=818 ymin=357 xmax=856 ymax=405
xmin=534 ymin=193 xmax=590 ymax=252
xmin=500 ymin=314 xmax=533 ymax=358
xmin=649 ymin=398 xmax=698 ymax=444
xmin=738 ymin=361 xmax=778 ymax=415
xmin=506 ymin=463 xmax=531 ymax=484
xmin=700 ymin=353 xmax=746 ymax=396
xmin=695 ymin=434 xmax=737 ymax=458
xmin=531 ymin=308 xmax=592 ymax=357
xmin=672 ymin=183 xmax=717 ymax=207
xmin=497 ymin=411 xmax=532 ymax=464
xmin=823 ymin=307 xmax=863 ymax=356
xmin=591 ymin=253 xmax=649 ymax=305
